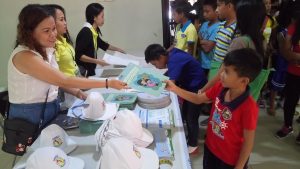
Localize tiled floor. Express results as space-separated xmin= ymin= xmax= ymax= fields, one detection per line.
xmin=1 ymin=107 xmax=300 ymax=169
xmin=190 ymin=107 xmax=300 ymax=169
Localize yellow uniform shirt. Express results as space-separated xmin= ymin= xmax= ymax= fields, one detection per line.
xmin=90 ymin=27 xmax=98 ymax=53
xmin=55 ymin=37 xmax=78 ymax=77
xmin=263 ymin=16 xmax=277 ymax=44
xmin=174 ymin=20 xmax=198 ymax=57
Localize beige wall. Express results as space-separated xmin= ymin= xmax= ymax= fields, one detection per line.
xmin=0 ymin=0 xmax=163 ymax=87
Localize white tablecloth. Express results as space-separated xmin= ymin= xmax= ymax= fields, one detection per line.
xmin=14 ymin=84 xmax=191 ymax=169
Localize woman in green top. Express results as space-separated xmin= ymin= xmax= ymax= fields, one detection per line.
xmin=46 ymin=4 xmax=87 ymax=101
xmin=46 ymin=5 xmax=78 ymax=77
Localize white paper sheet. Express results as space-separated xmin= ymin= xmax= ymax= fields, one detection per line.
xmin=103 ymin=53 xmax=139 ymax=66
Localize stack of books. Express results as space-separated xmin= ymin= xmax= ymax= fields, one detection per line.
xmin=137 ymin=92 xmax=171 ymax=109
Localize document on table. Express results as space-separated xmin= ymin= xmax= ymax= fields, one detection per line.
xmin=153 ymin=129 xmax=175 ymax=159
xmin=134 ymin=106 xmax=174 ymax=129
xmin=103 ymin=53 xmax=139 ymax=66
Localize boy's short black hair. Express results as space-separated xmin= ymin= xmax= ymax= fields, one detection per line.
xmin=218 ymin=0 xmax=239 ymax=6
xmin=172 ymin=0 xmax=193 ymax=18
xmin=223 ymin=48 xmax=262 ymax=82
xmin=203 ymin=0 xmax=217 ymax=10
xmin=144 ymin=44 xmax=168 ymax=63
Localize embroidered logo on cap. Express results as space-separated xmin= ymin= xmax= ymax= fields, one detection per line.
xmin=133 ymin=145 xmax=141 ymax=159
xmin=52 ymin=136 xmax=63 ymax=147
xmin=53 ymin=155 xmax=66 ymax=167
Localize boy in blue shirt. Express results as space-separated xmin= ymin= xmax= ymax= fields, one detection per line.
xmin=145 ymin=44 xmax=207 ymax=154
xmin=198 ymin=0 xmax=220 ymax=126
xmin=198 ymin=0 xmax=220 ymax=76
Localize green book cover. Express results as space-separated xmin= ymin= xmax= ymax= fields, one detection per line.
xmin=118 ymin=63 xmax=169 ymax=96
xmin=103 ymin=93 xmax=137 ymax=110
xmin=103 ymin=93 xmax=137 ymax=105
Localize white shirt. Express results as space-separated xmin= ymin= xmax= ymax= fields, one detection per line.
xmin=8 ymin=45 xmax=59 ymax=104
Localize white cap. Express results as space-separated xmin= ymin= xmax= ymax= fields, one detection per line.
xmin=30 ymin=124 xmax=77 ymax=154
xmin=99 ymin=137 xmax=158 ymax=169
xmin=112 ymin=109 xmax=153 ymax=147
xmin=25 ymin=147 xmax=84 ymax=169
xmin=83 ymin=92 xmax=106 ymax=120
xmin=81 ymin=92 xmax=118 ymax=121
xmin=95 ymin=120 xmax=111 ymax=149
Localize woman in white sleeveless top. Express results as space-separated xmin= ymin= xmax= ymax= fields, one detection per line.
xmin=8 ymin=4 xmax=127 ymax=127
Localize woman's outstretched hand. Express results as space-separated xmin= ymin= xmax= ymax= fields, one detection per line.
xmin=108 ymin=79 xmax=129 ymax=90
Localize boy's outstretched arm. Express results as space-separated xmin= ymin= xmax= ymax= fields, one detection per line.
xmin=165 ymin=80 xmax=210 ymax=104
xmin=235 ymin=129 xmax=255 ymax=169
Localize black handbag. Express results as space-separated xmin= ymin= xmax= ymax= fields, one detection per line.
xmin=2 ymin=90 xmax=49 ymax=156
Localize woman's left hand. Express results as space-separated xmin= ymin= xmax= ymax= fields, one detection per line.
xmin=108 ymin=79 xmax=129 ymax=90
xmin=76 ymin=90 xmax=88 ymax=100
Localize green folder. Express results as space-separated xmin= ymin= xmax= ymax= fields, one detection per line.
xmin=103 ymin=93 xmax=137 ymax=110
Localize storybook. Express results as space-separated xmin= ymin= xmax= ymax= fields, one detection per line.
xmin=118 ymin=63 xmax=169 ymax=96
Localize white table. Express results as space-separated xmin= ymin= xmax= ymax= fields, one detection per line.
xmin=66 ymin=89 xmax=192 ymax=169
xmin=14 ymin=84 xmax=192 ymax=169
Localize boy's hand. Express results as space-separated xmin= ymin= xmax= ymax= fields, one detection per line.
xmin=198 ymin=89 xmax=203 ymax=94
xmin=164 ymin=80 xmax=177 ymax=92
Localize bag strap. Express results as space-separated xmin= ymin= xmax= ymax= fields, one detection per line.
xmin=38 ymin=89 xmax=50 ymax=128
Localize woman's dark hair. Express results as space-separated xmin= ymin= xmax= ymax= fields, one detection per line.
xmin=86 ymin=3 xmax=104 ymax=35
xmin=276 ymin=0 xmax=294 ymax=29
xmin=44 ymin=4 xmax=73 ymax=45
xmin=224 ymin=48 xmax=262 ymax=82
xmin=16 ymin=4 xmax=53 ymax=61
xmin=235 ymin=0 xmax=266 ymax=58
xmin=144 ymin=44 xmax=168 ymax=63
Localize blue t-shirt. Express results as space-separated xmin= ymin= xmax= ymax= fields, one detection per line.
xmin=198 ymin=21 xmax=220 ymax=69
xmin=167 ymin=48 xmax=207 ymax=92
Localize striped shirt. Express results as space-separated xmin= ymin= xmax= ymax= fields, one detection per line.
xmin=214 ymin=21 xmax=237 ymax=62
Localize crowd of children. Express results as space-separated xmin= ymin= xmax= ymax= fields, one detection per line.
xmin=157 ymin=0 xmax=300 ymax=168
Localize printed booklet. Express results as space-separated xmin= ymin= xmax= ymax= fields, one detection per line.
xmin=118 ymin=63 xmax=169 ymax=96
